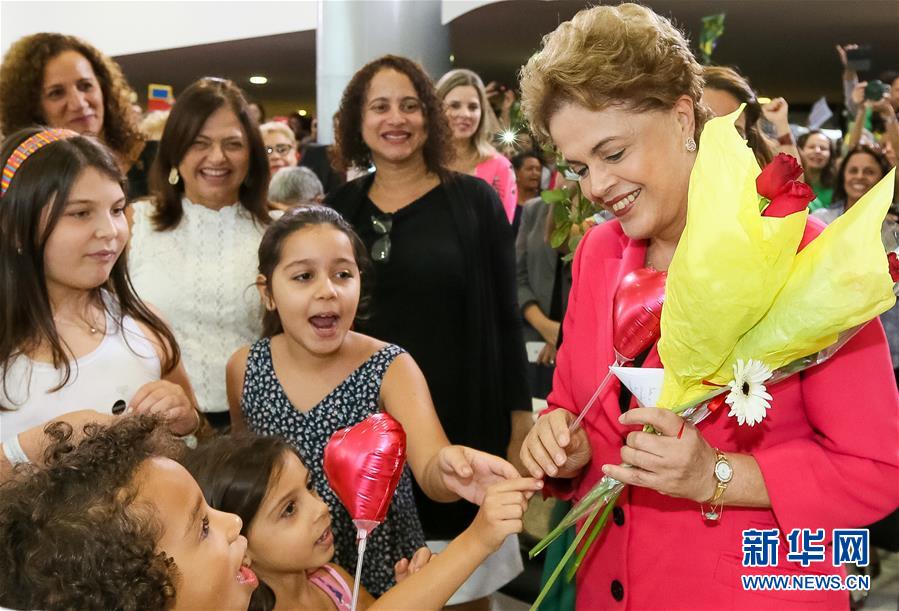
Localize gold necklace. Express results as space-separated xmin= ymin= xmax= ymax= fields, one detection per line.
xmin=54 ymin=315 xmax=100 ymax=334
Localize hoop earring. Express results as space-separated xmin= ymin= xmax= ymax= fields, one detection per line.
xmin=168 ymin=167 xmax=180 ymax=185
xmin=685 ymin=137 xmax=697 ymax=152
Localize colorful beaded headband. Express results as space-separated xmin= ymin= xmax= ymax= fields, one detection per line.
xmin=1 ymin=129 xmax=78 ymax=197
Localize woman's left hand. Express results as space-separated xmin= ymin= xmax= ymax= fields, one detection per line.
xmin=602 ymin=407 xmax=717 ymax=503
xmin=438 ymin=445 xmax=523 ymax=505
xmin=129 ymin=380 xmax=199 ymax=436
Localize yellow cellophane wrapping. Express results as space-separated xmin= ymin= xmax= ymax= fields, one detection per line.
xmin=657 ymin=107 xmax=896 ymax=409
xmin=718 ymin=169 xmax=896 ymax=378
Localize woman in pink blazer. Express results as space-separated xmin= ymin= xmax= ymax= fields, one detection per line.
xmin=518 ymin=5 xmax=899 ymax=609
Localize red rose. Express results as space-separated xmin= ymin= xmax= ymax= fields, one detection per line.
xmin=762 ymin=181 xmax=816 ymax=218
xmin=888 ymin=251 xmax=899 ymax=282
xmin=756 ymin=153 xmax=804 ymax=200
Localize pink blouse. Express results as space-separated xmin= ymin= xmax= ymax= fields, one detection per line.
xmin=475 ymin=153 xmax=517 ymax=223
xmin=543 ymin=219 xmax=899 ymax=609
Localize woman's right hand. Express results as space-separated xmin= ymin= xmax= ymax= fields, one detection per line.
xmin=520 ymin=409 xmax=592 ymax=479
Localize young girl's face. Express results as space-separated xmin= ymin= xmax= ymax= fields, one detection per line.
xmin=247 ymin=451 xmax=334 ymax=574
xmin=135 ymin=457 xmax=258 ymax=611
xmin=41 ymin=166 xmax=127 ymax=298
xmin=263 ymin=224 xmax=361 ymax=355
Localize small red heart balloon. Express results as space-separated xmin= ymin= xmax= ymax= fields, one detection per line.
xmin=613 ymin=268 xmax=667 ymax=361
xmin=323 ymin=413 xmax=407 ymax=532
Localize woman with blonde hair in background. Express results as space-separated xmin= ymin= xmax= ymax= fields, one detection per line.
xmin=436 ymin=68 xmax=518 ymax=223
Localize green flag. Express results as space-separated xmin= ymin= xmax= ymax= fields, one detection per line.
xmin=699 ymin=13 xmax=726 ymax=64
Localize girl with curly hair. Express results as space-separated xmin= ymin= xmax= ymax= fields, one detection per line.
xmin=0 ymin=416 xmax=258 ymax=610
xmin=183 ymin=433 xmax=537 ymax=611
xmin=0 ymin=128 xmax=201 ymax=479
xmin=326 ymin=54 xmax=532 ymax=607
xmin=0 ymin=33 xmax=152 ymax=199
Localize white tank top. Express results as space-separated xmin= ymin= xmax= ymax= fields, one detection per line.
xmin=0 ymin=295 xmax=161 ymax=442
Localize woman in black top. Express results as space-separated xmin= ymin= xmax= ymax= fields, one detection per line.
xmin=327 ymin=55 xmax=531 ymax=608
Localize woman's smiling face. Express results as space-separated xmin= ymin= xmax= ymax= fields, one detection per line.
xmin=548 ymin=97 xmax=697 ymax=242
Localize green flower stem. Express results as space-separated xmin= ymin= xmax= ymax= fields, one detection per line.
xmin=567 ymin=492 xmax=619 ymax=580
xmin=530 ymin=502 xmax=604 ymax=611
xmin=529 ymin=477 xmax=622 ymax=558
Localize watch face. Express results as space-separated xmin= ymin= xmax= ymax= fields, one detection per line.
xmin=715 ymin=460 xmax=733 ymax=483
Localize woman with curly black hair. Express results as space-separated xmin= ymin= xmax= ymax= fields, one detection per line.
xmin=0 ymin=416 xmax=258 ymax=610
xmin=0 ymin=33 xmax=152 ymax=199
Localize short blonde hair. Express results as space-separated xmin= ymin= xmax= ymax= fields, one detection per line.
xmin=259 ymin=121 xmax=297 ymax=146
xmin=436 ymin=68 xmax=499 ymax=160
xmin=520 ymin=3 xmax=709 ymax=143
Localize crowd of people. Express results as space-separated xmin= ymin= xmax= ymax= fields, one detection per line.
xmin=0 ymin=4 xmax=897 ymax=610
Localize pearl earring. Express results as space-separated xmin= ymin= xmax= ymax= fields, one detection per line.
xmin=685 ymin=137 xmax=697 ymax=152
xmin=168 ymin=167 xmax=180 ymax=185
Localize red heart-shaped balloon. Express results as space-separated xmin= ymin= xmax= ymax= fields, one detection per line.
xmin=323 ymin=413 xmax=407 ymax=532
xmin=613 ymin=268 xmax=667 ymax=361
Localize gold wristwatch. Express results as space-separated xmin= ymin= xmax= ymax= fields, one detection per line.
xmin=701 ymin=448 xmax=732 ymax=521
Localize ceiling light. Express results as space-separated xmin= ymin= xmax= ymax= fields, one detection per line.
xmin=298 ymin=109 xmax=308 ymax=117
xmin=249 ymin=75 xmax=268 ymax=85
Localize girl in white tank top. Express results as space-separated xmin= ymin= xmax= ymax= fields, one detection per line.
xmin=0 ymin=129 xmax=201 ymax=476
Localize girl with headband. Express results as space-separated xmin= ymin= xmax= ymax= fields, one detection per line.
xmin=0 ymin=128 xmax=202 ymax=479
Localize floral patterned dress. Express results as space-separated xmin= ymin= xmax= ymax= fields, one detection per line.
xmin=240 ymin=338 xmax=425 ymax=596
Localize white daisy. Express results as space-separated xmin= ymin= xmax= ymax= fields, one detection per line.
xmin=725 ymin=359 xmax=773 ymax=426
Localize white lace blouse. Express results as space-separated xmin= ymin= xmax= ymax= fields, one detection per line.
xmin=129 ymin=198 xmax=266 ymax=413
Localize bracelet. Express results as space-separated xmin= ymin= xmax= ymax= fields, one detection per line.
xmin=1 ymin=434 xmax=31 ymax=465
xmin=776 ymin=132 xmax=794 ymax=146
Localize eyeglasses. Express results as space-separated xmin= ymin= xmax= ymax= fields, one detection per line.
xmin=265 ymin=144 xmax=294 ymax=156
xmin=371 ymin=214 xmax=392 ymax=262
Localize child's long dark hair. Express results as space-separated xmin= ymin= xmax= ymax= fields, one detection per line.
xmin=181 ymin=435 xmax=300 ymax=611
xmin=0 ymin=127 xmax=181 ymax=403
xmin=257 ymin=205 xmax=372 ymax=337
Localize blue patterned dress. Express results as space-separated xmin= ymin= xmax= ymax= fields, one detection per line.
xmin=240 ymin=338 xmax=426 ymax=596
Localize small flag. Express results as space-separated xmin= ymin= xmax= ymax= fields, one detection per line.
xmin=698 ymin=13 xmax=726 ymax=65
xmin=808 ymin=97 xmax=833 ymax=130
xmin=147 ymin=83 xmax=174 ymax=112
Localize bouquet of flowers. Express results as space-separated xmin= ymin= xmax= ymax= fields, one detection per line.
xmin=530 ymin=107 xmax=897 ymax=610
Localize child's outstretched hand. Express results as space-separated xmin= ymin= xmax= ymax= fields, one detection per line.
xmin=467 ymin=477 xmax=542 ymax=554
xmin=394 ymin=546 xmax=433 ymax=583
xmin=438 ymin=445 xmax=521 ymax=505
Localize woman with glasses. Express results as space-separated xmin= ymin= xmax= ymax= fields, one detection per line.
xmin=260 ymin=121 xmax=299 ymax=177
xmin=129 ymin=77 xmax=271 ymax=430
xmin=326 ymin=55 xmax=531 ymax=609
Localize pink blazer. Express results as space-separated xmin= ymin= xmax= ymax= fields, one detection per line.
xmin=544 ymin=220 xmax=899 ymax=610
xmin=475 ymin=153 xmax=517 ymax=223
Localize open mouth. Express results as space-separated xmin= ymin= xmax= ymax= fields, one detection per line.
xmin=200 ymin=168 xmax=231 ymax=179
xmin=606 ymin=189 xmax=641 ymax=217
xmin=237 ymin=564 xmax=258 ymax=587
xmin=382 ymin=131 xmax=411 ymax=143
xmin=316 ymin=525 xmax=333 ymax=546
xmin=309 ymin=314 xmax=339 ymax=335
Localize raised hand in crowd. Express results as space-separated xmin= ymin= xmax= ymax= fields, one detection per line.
xmin=128 ymin=380 xmax=201 ymax=437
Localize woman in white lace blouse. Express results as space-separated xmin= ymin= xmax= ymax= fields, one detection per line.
xmin=129 ymin=78 xmax=272 ymax=428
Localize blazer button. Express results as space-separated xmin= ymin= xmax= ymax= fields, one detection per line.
xmin=611 ymin=579 xmax=624 ymax=601
xmin=613 ymin=506 xmax=625 ymax=526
